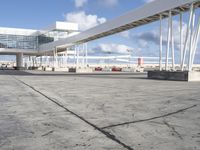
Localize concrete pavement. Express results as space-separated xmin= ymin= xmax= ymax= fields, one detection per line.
xmin=0 ymin=70 xmax=200 ymax=150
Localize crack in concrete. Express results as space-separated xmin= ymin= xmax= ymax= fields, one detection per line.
xmin=163 ymin=119 xmax=183 ymax=140
xmin=41 ymin=130 xmax=54 ymax=137
xmin=101 ymin=104 xmax=197 ymax=129
xmin=10 ymin=74 xmax=134 ymax=150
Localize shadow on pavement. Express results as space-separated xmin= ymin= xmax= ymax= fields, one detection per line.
xmin=0 ymin=69 xmax=147 ymax=80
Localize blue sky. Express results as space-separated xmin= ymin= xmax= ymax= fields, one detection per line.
xmin=0 ymin=0 xmax=143 ymax=29
xmin=0 ymin=0 xmax=200 ymax=63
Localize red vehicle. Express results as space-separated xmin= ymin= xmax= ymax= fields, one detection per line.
xmin=95 ymin=67 xmax=103 ymax=71
xmin=112 ymin=67 xmax=122 ymax=72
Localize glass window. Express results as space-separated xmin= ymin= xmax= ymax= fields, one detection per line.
xmin=0 ymin=34 xmax=38 ymax=50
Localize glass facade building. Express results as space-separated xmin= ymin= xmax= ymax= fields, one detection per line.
xmin=0 ymin=34 xmax=38 ymax=50
xmin=0 ymin=31 xmax=72 ymax=50
xmin=38 ymin=31 xmax=70 ymax=45
xmin=0 ymin=22 xmax=79 ymax=51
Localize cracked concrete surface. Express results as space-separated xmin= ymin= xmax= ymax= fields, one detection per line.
xmin=0 ymin=70 xmax=200 ymax=150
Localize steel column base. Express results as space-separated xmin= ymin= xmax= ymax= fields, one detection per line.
xmin=14 ymin=67 xmax=26 ymax=70
xmin=148 ymin=71 xmax=200 ymax=82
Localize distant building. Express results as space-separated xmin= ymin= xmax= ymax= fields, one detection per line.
xmin=0 ymin=22 xmax=79 ymax=69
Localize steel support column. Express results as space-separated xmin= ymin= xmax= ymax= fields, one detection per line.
xmin=180 ymin=13 xmax=183 ymax=64
xmin=191 ymin=15 xmax=200 ymax=66
xmin=85 ymin=43 xmax=88 ymax=67
xmin=171 ymin=14 xmax=175 ymax=70
xmin=181 ymin=3 xmax=194 ymax=71
xmin=16 ymin=52 xmax=24 ymax=69
xmin=76 ymin=45 xmax=80 ymax=68
xmin=188 ymin=7 xmax=195 ymax=71
xmin=82 ymin=44 xmax=85 ymax=66
xmin=73 ymin=46 xmax=76 ymax=67
xmin=165 ymin=11 xmax=172 ymax=71
xmin=53 ymin=47 xmax=58 ymax=68
xmin=159 ymin=15 xmax=163 ymax=71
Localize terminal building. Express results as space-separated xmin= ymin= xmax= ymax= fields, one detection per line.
xmin=0 ymin=22 xmax=79 ymax=69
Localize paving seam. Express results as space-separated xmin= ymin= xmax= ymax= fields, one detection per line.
xmin=8 ymin=73 xmax=134 ymax=150
xmin=101 ymin=104 xmax=197 ymax=129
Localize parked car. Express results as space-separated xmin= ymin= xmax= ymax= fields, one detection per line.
xmin=112 ymin=67 xmax=122 ymax=72
xmin=95 ymin=67 xmax=103 ymax=71
xmin=1 ymin=64 xmax=7 ymax=68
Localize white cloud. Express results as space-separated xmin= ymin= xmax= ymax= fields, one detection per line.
xmin=74 ymin=0 xmax=88 ymax=8
xmin=105 ymin=0 xmax=118 ymax=6
xmin=144 ymin=0 xmax=156 ymax=3
xmin=65 ymin=11 xmax=106 ymax=31
xmin=118 ymin=31 xmax=131 ymax=39
xmin=93 ymin=43 xmax=135 ymax=54
xmin=99 ymin=0 xmax=118 ymax=7
xmin=74 ymin=0 xmax=118 ymax=8
xmin=135 ymin=20 xmax=188 ymax=51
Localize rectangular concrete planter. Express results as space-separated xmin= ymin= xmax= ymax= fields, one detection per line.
xmin=68 ymin=67 xmax=93 ymax=73
xmin=76 ymin=68 xmax=93 ymax=73
xmin=52 ymin=68 xmax=69 ymax=72
xmin=148 ymin=71 xmax=200 ymax=81
xmin=68 ymin=68 xmax=76 ymax=72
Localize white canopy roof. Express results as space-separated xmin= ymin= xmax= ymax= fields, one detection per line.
xmin=0 ymin=27 xmax=37 ymax=36
xmin=39 ymin=0 xmax=200 ymax=52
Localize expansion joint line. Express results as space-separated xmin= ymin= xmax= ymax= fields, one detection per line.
xmin=101 ymin=104 xmax=197 ymax=129
xmin=163 ymin=119 xmax=183 ymax=140
xmin=9 ymin=74 xmax=134 ymax=150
